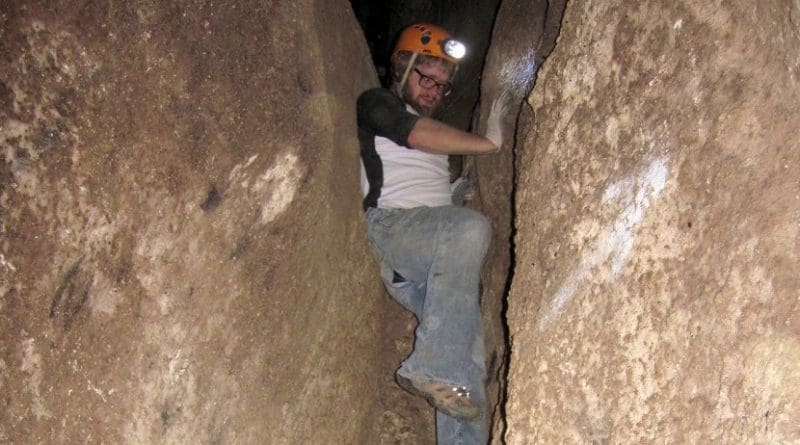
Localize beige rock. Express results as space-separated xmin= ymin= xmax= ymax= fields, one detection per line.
xmin=5 ymin=0 xmax=797 ymax=443
xmin=0 ymin=1 xmax=385 ymax=443
xmin=506 ymin=1 xmax=800 ymax=443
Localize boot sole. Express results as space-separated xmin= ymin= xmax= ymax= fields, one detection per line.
xmin=396 ymin=373 xmax=480 ymax=420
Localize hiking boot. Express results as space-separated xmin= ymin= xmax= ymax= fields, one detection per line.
xmin=395 ymin=372 xmax=481 ymax=420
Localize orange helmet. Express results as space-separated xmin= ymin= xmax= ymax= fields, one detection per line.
xmin=392 ymin=23 xmax=466 ymax=64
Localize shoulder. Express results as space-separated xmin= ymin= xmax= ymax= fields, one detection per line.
xmin=356 ymin=87 xmax=418 ymax=145
xmin=356 ymin=87 xmax=414 ymax=129
xmin=357 ymin=87 xmax=402 ymax=111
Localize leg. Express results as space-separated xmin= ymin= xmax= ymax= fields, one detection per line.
xmin=366 ymin=206 xmax=491 ymax=420
xmin=399 ymin=206 xmax=490 ymax=386
xmin=375 ymin=255 xmax=426 ymax=317
xmin=436 ymin=409 xmax=490 ymax=445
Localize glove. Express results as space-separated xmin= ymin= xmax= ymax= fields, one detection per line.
xmin=484 ymin=90 xmax=511 ymax=149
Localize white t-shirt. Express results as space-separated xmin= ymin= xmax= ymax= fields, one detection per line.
xmin=358 ymin=89 xmax=452 ymax=209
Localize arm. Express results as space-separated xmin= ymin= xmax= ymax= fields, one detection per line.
xmin=407 ymin=91 xmax=511 ymax=155
xmin=407 ymin=118 xmax=498 ymax=155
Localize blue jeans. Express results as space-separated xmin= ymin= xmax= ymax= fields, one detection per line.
xmin=366 ymin=206 xmax=491 ymax=445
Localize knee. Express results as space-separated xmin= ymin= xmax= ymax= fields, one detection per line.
xmin=453 ymin=210 xmax=491 ymax=250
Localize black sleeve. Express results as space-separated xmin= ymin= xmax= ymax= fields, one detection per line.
xmin=356 ymin=88 xmax=419 ymax=147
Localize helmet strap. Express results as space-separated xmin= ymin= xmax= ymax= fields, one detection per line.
xmin=397 ymin=52 xmax=419 ymax=97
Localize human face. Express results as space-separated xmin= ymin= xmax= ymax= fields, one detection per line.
xmin=404 ymin=62 xmax=453 ymax=117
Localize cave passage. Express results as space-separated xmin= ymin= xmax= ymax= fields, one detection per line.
xmin=3 ymin=1 xmax=797 ymax=443
xmin=349 ymin=1 xmax=540 ymax=442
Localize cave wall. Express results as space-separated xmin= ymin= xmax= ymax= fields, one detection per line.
xmin=0 ymin=1 xmax=383 ymax=443
xmin=506 ymin=1 xmax=800 ymax=443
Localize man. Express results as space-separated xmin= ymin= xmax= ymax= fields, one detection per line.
xmin=357 ymin=23 xmax=508 ymax=444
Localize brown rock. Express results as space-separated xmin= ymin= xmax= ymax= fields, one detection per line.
xmin=506 ymin=1 xmax=800 ymax=443
xmin=0 ymin=0 xmax=385 ymax=443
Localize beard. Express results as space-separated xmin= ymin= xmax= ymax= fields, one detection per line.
xmin=402 ymin=86 xmax=441 ymax=117
xmin=408 ymin=97 xmax=438 ymax=117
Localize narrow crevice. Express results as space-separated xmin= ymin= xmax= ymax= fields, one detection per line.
xmin=495 ymin=2 xmax=568 ymax=441
xmin=496 ymin=113 xmax=521 ymax=444
xmin=350 ymin=1 xmax=568 ymax=443
xmin=351 ymin=3 xmax=505 ymax=444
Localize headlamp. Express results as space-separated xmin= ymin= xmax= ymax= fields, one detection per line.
xmin=442 ymin=39 xmax=466 ymax=60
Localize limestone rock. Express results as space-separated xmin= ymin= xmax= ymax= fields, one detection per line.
xmin=506 ymin=1 xmax=800 ymax=443
xmin=0 ymin=1 xmax=383 ymax=443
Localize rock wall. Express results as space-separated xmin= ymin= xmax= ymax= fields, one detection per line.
xmin=0 ymin=1 xmax=383 ymax=443
xmin=506 ymin=1 xmax=800 ymax=443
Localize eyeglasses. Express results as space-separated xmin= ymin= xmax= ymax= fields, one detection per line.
xmin=414 ymin=68 xmax=453 ymax=96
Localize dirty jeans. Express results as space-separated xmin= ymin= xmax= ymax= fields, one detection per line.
xmin=366 ymin=205 xmax=491 ymax=445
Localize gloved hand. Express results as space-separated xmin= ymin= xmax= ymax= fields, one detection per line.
xmin=484 ymin=90 xmax=511 ymax=149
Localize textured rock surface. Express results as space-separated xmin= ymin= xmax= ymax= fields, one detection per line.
xmin=0 ymin=1 xmax=384 ymax=443
xmin=369 ymin=297 xmax=436 ymax=445
xmin=506 ymin=1 xmax=800 ymax=443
